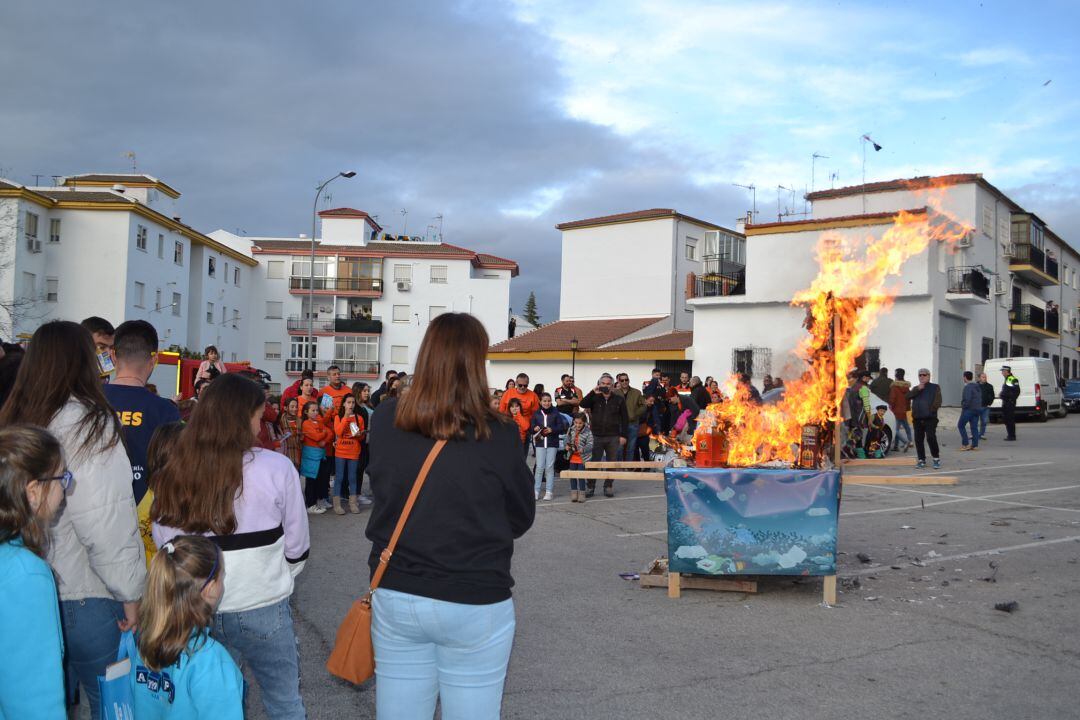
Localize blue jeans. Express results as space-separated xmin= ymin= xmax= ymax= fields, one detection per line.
xmin=335 ymin=456 xmax=359 ymax=498
xmin=212 ymin=598 xmax=305 ymax=720
xmin=978 ymin=408 xmax=990 ymax=438
xmin=893 ymin=416 xmax=912 ymax=448
xmin=620 ymin=423 xmax=640 ymax=461
xmin=60 ymin=597 xmax=123 ymax=720
xmin=958 ymin=409 xmax=980 ymax=448
xmin=372 ymin=588 xmax=516 ymax=720
xmin=533 ymin=446 xmax=557 ymax=495
xmin=568 ymin=461 xmax=587 ymax=491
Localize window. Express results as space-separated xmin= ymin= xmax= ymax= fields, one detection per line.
xmin=49 ymin=218 xmax=61 ymax=243
xmin=290 ymin=336 xmax=316 ymax=360
xmin=232 ymin=309 xmax=239 ymax=329
xmin=704 ymin=229 xmax=746 ymax=266
xmin=265 ymin=342 xmax=282 ymax=360
xmin=265 ymin=301 xmax=283 ymax=318
xmin=685 ymin=239 xmax=697 ymax=261
xmin=998 ymin=217 xmax=1010 ymax=244
xmin=267 ymin=260 xmax=285 ymax=279
xmin=392 ymin=305 xmax=410 ymax=323
xmin=157 ymin=233 xmax=164 ymax=258
xmin=221 ymin=307 xmax=226 ymax=325
xmin=208 ymin=256 xmax=216 ymax=277
xmin=134 ymin=281 xmax=146 ymax=308
xmin=155 ymin=289 xmax=162 ymax=311
xmin=174 ymin=240 xmax=184 ymax=265
xmin=855 ymin=347 xmax=882 ymax=373
xmin=1011 ymin=344 xmax=1023 ymax=357
xmin=234 ymin=267 xmax=240 ymax=286
xmin=981 ymin=337 xmax=993 ymax=365
xmin=981 ymin=205 xmax=993 ymax=236
xmin=429 ymin=305 xmax=446 ymax=321
xmin=391 ymin=345 xmax=409 ymax=364
xmin=334 ymin=336 xmax=379 ymax=362
xmin=430 ymin=265 xmax=448 ymax=284
xmin=206 ymin=302 xmax=214 ymax=323
xmin=224 ymin=261 xmax=229 ymax=280
xmin=24 ymin=212 xmax=38 ymax=248
xmin=999 ymin=341 xmax=1008 ymax=358
xmin=290 ymin=255 xmax=328 ymax=278
xmin=268 ymin=382 xmax=282 ymax=395
xmin=731 ymin=345 xmax=771 ymax=377
xmin=136 ymin=225 xmax=148 ymax=251
xmin=394 ymin=265 xmax=412 ymax=282
xmin=172 ymin=292 xmax=182 ymax=316
xmin=21 ymin=272 xmax=35 ymax=296
xmin=46 ymin=278 xmax=58 ymax=302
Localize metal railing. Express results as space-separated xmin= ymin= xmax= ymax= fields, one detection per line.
xmin=946 ymin=266 xmax=990 ymax=299
xmin=284 ymin=359 xmax=381 ymax=375
xmin=1010 ymin=303 xmax=1046 ymax=329
xmin=1045 ymin=255 xmax=1059 ymax=280
xmin=694 ymin=269 xmax=746 ymax=298
xmin=288 ymin=276 xmax=384 ymax=292
xmin=286 ymin=315 xmax=383 ymax=333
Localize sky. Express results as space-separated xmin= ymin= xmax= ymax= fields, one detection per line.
xmin=1 ymin=0 xmax=1078 ymax=320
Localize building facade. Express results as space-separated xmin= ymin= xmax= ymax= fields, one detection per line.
xmin=689 ymin=174 xmax=1080 ymax=405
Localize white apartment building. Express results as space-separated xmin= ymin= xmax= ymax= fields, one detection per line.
xmin=689 ymin=174 xmax=1080 ymax=405
xmin=488 ymin=208 xmax=744 ymax=390
xmin=0 ymin=174 xmax=256 ymax=353
xmin=214 ymin=207 xmax=517 ymax=389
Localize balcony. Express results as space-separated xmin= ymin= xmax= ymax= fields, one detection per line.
xmin=284 ymin=359 xmax=381 ymax=376
xmin=1010 ymin=303 xmax=1060 ymax=339
xmin=287 ymin=315 xmax=383 ymax=335
xmin=945 ymin=266 xmax=990 ymax=304
xmin=689 ymin=258 xmax=746 ymax=300
xmin=1008 ymin=244 xmax=1059 ymax=286
xmin=288 ymin=276 xmax=384 ymax=295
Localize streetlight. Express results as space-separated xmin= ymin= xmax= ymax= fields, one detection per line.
xmin=308 ymin=171 xmax=356 ymax=370
xmin=570 ymin=337 xmax=579 ymax=379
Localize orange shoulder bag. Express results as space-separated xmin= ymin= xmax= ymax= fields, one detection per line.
xmin=326 ymin=439 xmax=447 ymax=684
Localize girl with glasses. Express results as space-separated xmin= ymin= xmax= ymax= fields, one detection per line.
xmin=0 ymin=424 xmax=70 ymax=718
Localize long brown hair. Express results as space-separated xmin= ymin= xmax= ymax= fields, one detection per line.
xmin=394 ymin=313 xmax=504 ymax=440
xmin=0 ymin=425 xmax=64 ymax=557
xmin=137 ymin=535 xmax=219 ymax=670
xmin=0 ymin=321 xmax=121 ymax=460
xmin=146 ymin=422 xmax=185 ymax=493
xmin=151 ymin=373 xmax=264 ymax=535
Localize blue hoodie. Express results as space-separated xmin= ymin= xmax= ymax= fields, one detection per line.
xmin=131 ymin=632 xmax=243 ymax=719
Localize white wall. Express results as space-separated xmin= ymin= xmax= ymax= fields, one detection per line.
xmin=186 ymin=244 xmax=250 ymax=360
xmin=321 ymin=216 xmax=378 ymax=246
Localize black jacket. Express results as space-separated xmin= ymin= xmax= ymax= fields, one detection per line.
xmin=580 ymin=390 xmax=629 ymax=438
xmin=364 ymin=399 xmax=535 ymax=604
xmin=979 ymin=381 xmax=996 ymax=407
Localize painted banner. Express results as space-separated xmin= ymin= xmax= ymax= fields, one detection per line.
xmin=666 ymin=467 xmax=840 ymax=576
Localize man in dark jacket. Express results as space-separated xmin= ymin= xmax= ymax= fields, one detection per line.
xmin=1000 ymin=365 xmax=1020 ymax=441
xmin=615 ymin=373 xmax=645 ymax=462
xmin=958 ymin=371 xmax=982 ymax=451
xmin=371 ymin=369 xmax=398 ymax=407
xmin=906 ymin=368 xmax=943 ymax=469
xmin=580 ymin=373 xmax=629 ymax=498
xmin=869 ymin=367 xmax=892 ymax=402
xmin=977 ymin=372 xmax=994 ymax=440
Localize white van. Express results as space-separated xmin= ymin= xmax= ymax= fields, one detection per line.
xmin=984 ymin=357 xmax=1066 ymax=422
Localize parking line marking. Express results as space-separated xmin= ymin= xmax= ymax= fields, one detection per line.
xmin=841 ymin=483 xmax=1080 ymax=516
xmin=615 ymin=530 xmax=667 ymax=537
xmin=848 ymin=534 xmax=1080 ymax=576
xmin=909 ymin=461 xmax=1054 ymax=477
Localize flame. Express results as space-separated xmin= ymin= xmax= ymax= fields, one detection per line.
xmin=698 ymin=188 xmax=973 ymax=467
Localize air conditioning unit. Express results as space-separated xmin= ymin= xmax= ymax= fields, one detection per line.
xmin=994 ymin=278 xmax=1007 ymax=295
xmin=396 ymin=280 xmax=411 ymax=292
xmin=29 ymin=239 xmax=42 ymax=253
xmin=956 ymin=233 xmax=972 ymax=248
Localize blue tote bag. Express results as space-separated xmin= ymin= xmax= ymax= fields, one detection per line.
xmin=98 ymin=630 xmax=138 ymax=720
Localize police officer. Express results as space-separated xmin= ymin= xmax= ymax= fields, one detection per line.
xmin=999 ymin=365 xmax=1020 ymax=441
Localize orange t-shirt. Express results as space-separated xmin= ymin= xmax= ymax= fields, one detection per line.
xmin=302 ymin=418 xmax=333 ymax=448
xmin=319 ymin=383 xmax=353 ymax=412
xmin=334 ymin=413 xmax=364 ymax=460
xmin=499 ymin=387 xmax=540 ymax=419
xmin=510 ymin=412 xmax=530 ymax=442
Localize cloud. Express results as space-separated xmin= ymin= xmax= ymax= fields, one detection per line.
xmin=957 ymin=47 xmax=1034 ymax=67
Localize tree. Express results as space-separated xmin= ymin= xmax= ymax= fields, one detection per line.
xmin=522 ymin=291 xmax=541 ymax=326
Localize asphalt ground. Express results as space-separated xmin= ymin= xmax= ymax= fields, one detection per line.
xmin=225 ymin=412 xmax=1080 ymax=719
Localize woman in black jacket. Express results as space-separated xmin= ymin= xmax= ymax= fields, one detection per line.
xmin=364 ymin=313 xmax=534 ymax=720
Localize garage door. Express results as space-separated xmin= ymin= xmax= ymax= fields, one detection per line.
xmin=938 ymin=314 xmax=966 ymax=406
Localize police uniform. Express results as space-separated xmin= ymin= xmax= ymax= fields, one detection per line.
xmin=1000 ymin=366 xmax=1020 ymax=441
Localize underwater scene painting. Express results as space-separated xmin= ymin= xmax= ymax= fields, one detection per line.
xmin=666 ymin=467 xmax=841 ymax=576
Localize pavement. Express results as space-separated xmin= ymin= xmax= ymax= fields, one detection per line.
xmin=250 ymin=412 xmax=1080 ymax=719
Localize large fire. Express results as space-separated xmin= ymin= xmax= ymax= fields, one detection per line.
xmin=693 ymin=191 xmax=973 ymax=467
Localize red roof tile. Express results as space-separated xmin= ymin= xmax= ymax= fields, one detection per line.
xmin=556 ymin=208 xmax=736 ymax=233
xmin=489 ymin=317 xmax=665 ymax=353
xmin=317 ymin=207 xmax=383 ymax=232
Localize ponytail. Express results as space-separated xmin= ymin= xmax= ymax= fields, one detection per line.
xmin=137 ymin=535 xmax=219 ymax=670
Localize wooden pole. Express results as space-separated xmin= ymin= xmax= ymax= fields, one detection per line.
xmin=833 ymin=309 xmax=843 ymax=468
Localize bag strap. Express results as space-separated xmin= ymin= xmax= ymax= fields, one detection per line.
xmin=368 ymin=439 xmax=447 ymax=595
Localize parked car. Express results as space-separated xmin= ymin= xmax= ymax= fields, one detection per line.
xmin=984 ymin=357 xmax=1066 ymax=422
xmin=1064 ymin=379 xmax=1080 ymax=413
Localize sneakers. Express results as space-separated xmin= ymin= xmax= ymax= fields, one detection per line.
xmin=355 ymin=495 xmax=374 ymax=506
xmin=932 ymin=458 xmax=941 ymax=469
xmin=960 ymin=445 xmax=972 ymax=452
xmin=916 ymin=460 xmax=926 ymax=469
xmin=543 ymin=492 xmax=554 ymax=501
xmin=534 ymin=490 xmax=540 ymax=501
xmin=307 ymin=504 xmax=327 ymax=515
xmin=318 ymin=498 xmax=333 ymax=510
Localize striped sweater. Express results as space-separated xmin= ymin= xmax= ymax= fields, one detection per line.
xmin=153 ymin=448 xmax=310 ymax=614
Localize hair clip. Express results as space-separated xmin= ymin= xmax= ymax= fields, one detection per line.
xmin=162 ymin=542 xmax=175 ymax=555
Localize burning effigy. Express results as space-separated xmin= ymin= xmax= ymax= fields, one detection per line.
xmin=665 ymin=194 xmax=972 ymax=577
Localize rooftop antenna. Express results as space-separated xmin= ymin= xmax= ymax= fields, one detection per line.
xmin=400 ymin=209 xmax=408 ymax=236
xmin=124 ymin=151 xmax=137 ymax=172
xmin=811 ymin=152 xmax=830 ymax=193
xmin=829 ymin=171 xmax=839 ymax=189
xmin=434 ymin=213 xmax=444 ymax=242
xmin=32 ymin=174 xmax=44 ymax=185
xmin=860 ymin=134 xmax=882 ymax=213
xmin=777 ymin=184 xmax=796 ymax=220
xmin=732 ymin=183 xmax=757 ymax=223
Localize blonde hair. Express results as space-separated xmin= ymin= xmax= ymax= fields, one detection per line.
xmin=0 ymin=424 xmax=64 ymax=558
xmin=138 ymin=535 xmax=220 ymax=670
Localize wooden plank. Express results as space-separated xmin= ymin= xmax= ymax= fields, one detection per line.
xmin=560 ymin=471 xmax=665 ymax=481
xmin=842 ymin=457 xmax=916 ymax=467
xmin=822 ymin=575 xmax=837 ymax=605
xmin=844 ymin=474 xmax=957 ymax=485
xmin=586 ymin=461 xmax=666 ymax=469
xmin=667 ymin=571 xmax=681 ymax=598
xmin=678 ymin=576 xmax=758 ymax=593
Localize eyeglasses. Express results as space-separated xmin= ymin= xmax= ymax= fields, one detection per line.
xmin=42 ymin=470 xmax=73 ymax=492
xmin=918 ymin=373 xmax=929 ymax=377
